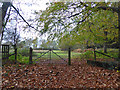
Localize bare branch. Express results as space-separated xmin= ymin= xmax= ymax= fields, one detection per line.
xmin=10 ymin=4 xmax=40 ymax=32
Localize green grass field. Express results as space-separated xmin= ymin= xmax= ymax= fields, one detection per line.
xmin=32 ymin=50 xmax=81 ymax=61
xmin=8 ymin=48 xmax=119 ymax=64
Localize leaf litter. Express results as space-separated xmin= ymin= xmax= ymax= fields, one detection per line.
xmin=2 ymin=60 xmax=120 ymax=89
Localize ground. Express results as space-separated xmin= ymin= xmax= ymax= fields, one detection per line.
xmin=2 ymin=59 xmax=120 ymax=89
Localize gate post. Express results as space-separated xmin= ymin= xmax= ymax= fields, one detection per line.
xmin=50 ymin=49 xmax=51 ymax=63
xmin=15 ymin=48 xmax=17 ymax=64
xmin=29 ymin=47 xmax=33 ymax=64
xmin=68 ymin=47 xmax=71 ymax=65
xmin=93 ymin=46 xmax=96 ymax=61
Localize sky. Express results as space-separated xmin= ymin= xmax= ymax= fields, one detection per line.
xmin=11 ymin=0 xmax=113 ymax=41
xmin=11 ymin=0 xmax=50 ymax=40
xmin=4 ymin=0 xmax=119 ymax=43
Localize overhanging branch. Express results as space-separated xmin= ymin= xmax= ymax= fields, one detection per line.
xmin=10 ymin=4 xmax=40 ymax=32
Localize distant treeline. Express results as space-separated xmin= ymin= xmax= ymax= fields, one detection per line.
xmin=34 ymin=48 xmax=59 ymax=50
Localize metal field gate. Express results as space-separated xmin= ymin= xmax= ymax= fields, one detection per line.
xmin=33 ymin=49 xmax=68 ymax=65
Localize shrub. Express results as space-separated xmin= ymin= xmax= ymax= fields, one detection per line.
xmin=17 ymin=48 xmax=37 ymax=57
xmin=17 ymin=48 xmax=29 ymax=56
xmin=80 ymin=50 xmax=94 ymax=59
xmin=9 ymin=54 xmax=22 ymax=61
xmin=17 ymin=56 xmax=29 ymax=64
xmin=9 ymin=48 xmax=37 ymax=64
xmin=87 ymin=60 xmax=118 ymax=70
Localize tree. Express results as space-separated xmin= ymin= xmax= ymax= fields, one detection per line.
xmin=78 ymin=9 xmax=118 ymax=53
xmin=40 ymin=39 xmax=58 ymax=49
xmin=97 ymin=2 xmax=120 ymax=59
xmin=58 ymin=32 xmax=80 ymax=50
xmin=35 ymin=2 xmax=94 ymax=39
xmin=3 ymin=27 xmax=21 ymax=49
xmin=1 ymin=2 xmax=11 ymax=42
xmin=35 ymin=2 xmax=120 ymax=58
xmin=17 ymin=40 xmax=26 ymax=48
xmin=40 ymin=40 xmax=48 ymax=49
xmin=32 ymin=37 xmax=38 ymax=48
xmin=0 ymin=2 xmax=11 ymax=53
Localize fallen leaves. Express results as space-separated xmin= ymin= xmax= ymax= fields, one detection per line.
xmin=2 ymin=60 xmax=120 ymax=89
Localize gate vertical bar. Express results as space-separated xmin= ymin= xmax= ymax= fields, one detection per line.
xmin=68 ymin=47 xmax=71 ymax=65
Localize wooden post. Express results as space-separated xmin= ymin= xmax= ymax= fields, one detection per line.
xmin=15 ymin=48 xmax=17 ymax=64
xmin=7 ymin=45 xmax=9 ymax=60
xmin=68 ymin=47 xmax=71 ymax=65
xmin=29 ymin=47 xmax=33 ymax=64
xmin=50 ymin=49 xmax=51 ymax=63
xmin=93 ymin=46 xmax=96 ymax=61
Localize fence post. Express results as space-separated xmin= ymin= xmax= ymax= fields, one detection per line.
xmin=15 ymin=48 xmax=17 ymax=64
xmin=93 ymin=46 xmax=96 ymax=61
xmin=29 ymin=47 xmax=33 ymax=64
xmin=50 ymin=49 xmax=51 ymax=63
xmin=68 ymin=47 xmax=71 ymax=65
xmin=8 ymin=46 xmax=9 ymax=60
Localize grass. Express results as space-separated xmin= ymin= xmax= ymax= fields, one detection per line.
xmin=32 ymin=50 xmax=81 ymax=61
xmin=95 ymin=48 xmax=118 ymax=59
xmin=79 ymin=48 xmax=119 ymax=60
xmin=8 ymin=48 xmax=119 ymax=64
xmin=8 ymin=49 xmax=81 ymax=64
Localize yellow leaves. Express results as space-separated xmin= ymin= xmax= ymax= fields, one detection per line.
xmin=104 ymin=29 xmax=108 ymax=32
xmin=117 ymin=70 xmax=120 ymax=72
xmin=9 ymin=19 xmax=11 ymax=22
xmin=46 ymin=41 xmax=50 ymax=44
xmin=96 ymin=34 xmax=103 ymax=37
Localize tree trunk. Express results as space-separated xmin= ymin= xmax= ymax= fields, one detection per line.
xmin=117 ymin=2 xmax=120 ymax=71
xmin=0 ymin=7 xmax=2 ymax=88
xmin=104 ymin=31 xmax=107 ymax=53
xmin=0 ymin=6 xmax=2 ymax=66
xmin=118 ymin=2 xmax=120 ymax=60
xmin=1 ymin=2 xmax=11 ymax=41
xmin=104 ymin=43 xmax=107 ymax=53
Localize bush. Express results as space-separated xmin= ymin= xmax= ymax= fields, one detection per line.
xmin=17 ymin=56 xmax=29 ymax=64
xmin=9 ymin=54 xmax=22 ymax=61
xmin=17 ymin=48 xmax=37 ymax=57
xmin=87 ymin=60 xmax=118 ymax=70
xmin=80 ymin=50 xmax=94 ymax=59
xmin=18 ymin=48 xmax=29 ymax=56
xmin=9 ymin=54 xmax=29 ymax=64
xmin=79 ymin=49 xmax=118 ymax=59
xmin=9 ymin=48 xmax=37 ymax=64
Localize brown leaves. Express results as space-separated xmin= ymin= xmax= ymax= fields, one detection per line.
xmin=2 ymin=60 xmax=120 ymax=89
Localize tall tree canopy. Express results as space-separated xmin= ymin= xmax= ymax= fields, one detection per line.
xmin=35 ymin=1 xmax=120 ymax=61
